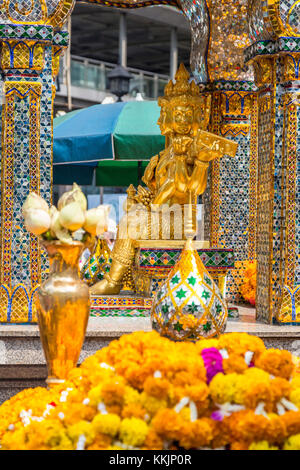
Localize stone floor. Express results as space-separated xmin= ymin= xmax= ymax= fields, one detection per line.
xmin=1 ymin=306 xmax=300 ymax=404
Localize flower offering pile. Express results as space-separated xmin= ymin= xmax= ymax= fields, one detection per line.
xmin=1 ymin=331 xmax=300 ymax=450
xmin=23 ymin=183 xmax=110 ymax=244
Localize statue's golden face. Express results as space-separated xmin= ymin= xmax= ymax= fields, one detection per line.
xmin=172 ymin=105 xmax=194 ymax=135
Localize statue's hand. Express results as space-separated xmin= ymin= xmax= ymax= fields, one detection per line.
xmin=173 ymin=135 xmax=193 ymax=155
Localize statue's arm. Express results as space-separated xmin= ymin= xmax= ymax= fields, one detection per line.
xmin=142 ymin=154 xmax=159 ymax=191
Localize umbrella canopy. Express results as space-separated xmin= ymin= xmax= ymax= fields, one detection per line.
xmin=53 ymin=101 xmax=165 ymax=185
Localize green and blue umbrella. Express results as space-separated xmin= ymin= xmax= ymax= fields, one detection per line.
xmin=53 ymin=101 xmax=165 ymax=186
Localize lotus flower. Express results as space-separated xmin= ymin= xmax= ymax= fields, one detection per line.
xmin=83 ymin=205 xmax=110 ymax=236
xmin=22 ymin=192 xmax=49 ymax=215
xmin=49 ymin=206 xmax=73 ymax=244
xmin=24 ymin=208 xmax=51 ymax=236
xmin=57 ymin=183 xmax=87 ymax=212
xmin=59 ymin=202 xmax=86 ymax=232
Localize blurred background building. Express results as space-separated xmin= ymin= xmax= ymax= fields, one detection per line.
xmin=54 ymin=4 xmax=191 ymax=113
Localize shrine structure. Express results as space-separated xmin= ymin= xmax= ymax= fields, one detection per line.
xmin=0 ymin=0 xmax=299 ymax=325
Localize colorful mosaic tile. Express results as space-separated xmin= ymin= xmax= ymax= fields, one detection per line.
xmin=0 ymin=24 xmax=53 ymax=41
xmin=0 ymin=27 xmax=69 ymax=322
xmin=90 ymin=308 xmax=150 ymax=317
xmin=137 ymin=248 xmax=234 ymax=269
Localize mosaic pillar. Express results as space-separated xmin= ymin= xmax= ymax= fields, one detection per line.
xmin=202 ymin=81 xmax=258 ymax=302
xmin=0 ymin=0 xmax=73 ymax=322
xmin=245 ymin=36 xmax=300 ymax=323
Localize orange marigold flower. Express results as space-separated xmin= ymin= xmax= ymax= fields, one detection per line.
xmin=56 ymin=403 xmax=96 ymax=425
xmin=211 ymin=418 xmax=231 ymax=448
xmin=106 ymin=404 xmax=122 ymax=416
xmin=142 ymin=429 xmax=164 ymax=450
xmin=231 ymin=441 xmax=249 ymax=450
xmin=255 ymin=349 xmax=294 ymax=379
xmin=152 ymin=409 xmax=187 ymax=441
xmin=179 ymin=418 xmax=214 ymax=449
xmin=280 ymin=411 xmax=300 ymax=437
xmin=143 ymin=377 xmax=170 ymax=399
xmin=230 ymin=410 xmax=269 ymax=442
xmin=101 ymin=381 xmax=125 ymax=406
xmin=218 ymin=333 xmax=265 ymax=359
xmin=86 ymin=433 xmax=112 ymax=450
xmin=223 ymin=354 xmax=248 ymax=374
xmin=243 ymin=382 xmax=272 ymax=410
xmin=264 ymin=414 xmax=286 ymax=445
xmin=122 ymin=403 xmax=147 ymax=420
xmin=269 ymin=377 xmax=291 ymax=404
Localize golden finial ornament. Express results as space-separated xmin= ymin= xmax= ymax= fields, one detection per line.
xmin=151 ymin=191 xmax=228 ymax=341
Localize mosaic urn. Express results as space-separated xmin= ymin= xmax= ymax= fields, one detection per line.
xmin=151 ymin=239 xmax=228 ymax=340
xmin=35 ymin=241 xmax=90 ymax=386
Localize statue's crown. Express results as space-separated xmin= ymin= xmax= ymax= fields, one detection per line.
xmin=160 ymin=63 xmax=202 ymax=106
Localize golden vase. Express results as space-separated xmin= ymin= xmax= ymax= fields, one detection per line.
xmin=36 ymin=241 xmax=90 ymax=386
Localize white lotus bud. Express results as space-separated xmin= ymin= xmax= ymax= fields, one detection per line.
xmin=24 ymin=208 xmax=51 ymax=236
xmin=23 ymin=192 xmax=49 ymax=215
xmin=57 ymin=183 xmax=87 ymax=212
xmin=49 ymin=206 xmax=73 ymax=244
xmin=83 ymin=205 xmax=110 ymax=236
xmin=59 ymin=202 xmax=85 ymax=232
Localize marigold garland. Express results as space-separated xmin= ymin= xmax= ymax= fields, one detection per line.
xmin=1 ymin=331 xmax=300 ymax=450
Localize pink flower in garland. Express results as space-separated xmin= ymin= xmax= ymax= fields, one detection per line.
xmin=201 ymin=347 xmax=224 ymax=383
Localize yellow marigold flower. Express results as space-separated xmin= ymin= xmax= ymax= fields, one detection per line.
xmin=119 ymin=417 xmax=148 ymax=447
xmin=209 ymin=373 xmax=244 ymax=404
xmin=0 ymin=427 xmax=28 ymax=450
xmin=92 ymin=413 xmax=121 ymax=437
xmin=243 ymin=367 xmax=270 ymax=382
xmin=283 ymin=434 xmax=300 ymax=450
xmin=179 ymin=407 xmax=191 ymax=421
xmin=67 ymin=420 xmax=95 ymax=446
xmin=88 ymin=385 xmax=103 ymax=407
xmin=255 ymin=349 xmax=294 ymax=380
xmin=290 ymin=389 xmax=300 ymax=408
xmin=248 ymin=441 xmax=278 ymax=450
xmin=195 ymin=338 xmax=219 ymax=352
xmin=123 ymin=386 xmax=142 ymax=406
xmin=290 ymin=376 xmax=300 ymax=389
xmin=140 ymin=392 xmax=167 ymax=416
